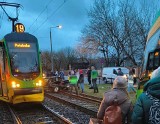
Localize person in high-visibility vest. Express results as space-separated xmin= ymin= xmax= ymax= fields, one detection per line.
xmin=69 ymin=74 xmax=79 ymax=95
xmin=91 ymin=66 xmax=99 ymax=93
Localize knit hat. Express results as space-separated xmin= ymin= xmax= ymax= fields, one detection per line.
xmin=113 ymin=76 xmax=128 ymax=89
xmin=151 ymin=67 xmax=160 ymax=79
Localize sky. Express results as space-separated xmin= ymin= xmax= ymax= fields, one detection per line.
xmin=0 ymin=0 xmax=93 ymax=51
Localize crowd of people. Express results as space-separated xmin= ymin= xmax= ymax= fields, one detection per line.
xmin=48 ymin=66 xmax=160 ymax=124
xmin=68 ymin=66 xmax=99 ymax=95
xmin=94 ymin=67 xmax=160 ymax=124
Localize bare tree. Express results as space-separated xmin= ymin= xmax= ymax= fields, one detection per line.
xmin=41 ymin=51 xmax=52 ymax=72
xmin=79 ymin=0 xmax=159 ymax=67
xmin=41 ymin=47 xmax=78 ymax=72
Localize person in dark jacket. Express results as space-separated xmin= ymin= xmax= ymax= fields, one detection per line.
xmin=117 ymin=68 xmax=124 ymax=76
xmin=78 ymin=72 xmax=84 ymax=93
xmin=97 ymin=76 xmax=133 ymax=124
xmin=87 ymin=67 xmax=92 ymax=88
xmin=132 ymin=67 xmax=160 ymax=124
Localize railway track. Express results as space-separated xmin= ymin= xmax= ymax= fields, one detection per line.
xmin=44 ymin=95 xmax=92 ymax=124
xmin=45 ymin=85 xmax=103 ymax=102
xmin=60 ymin=91 xmax=102 ymax=103
xmin=1 ymin=95 xmax=93 ymax=124
xmin=45 ymin=92 xmax=100 ymax=116
xmin=8 ymin=102 xmax=72 ymax=124
xmin=0 ymin=101 xmax=15 ymax=124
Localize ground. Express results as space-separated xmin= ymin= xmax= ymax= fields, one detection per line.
xmin=82 ymin=84 xmax=136 ymax=104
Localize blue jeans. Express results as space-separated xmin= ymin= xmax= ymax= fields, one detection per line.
xmin=79 ymin=83 xmax=84 ymax=93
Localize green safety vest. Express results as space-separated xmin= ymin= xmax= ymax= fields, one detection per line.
xmin=69 ymin=75 xmax=78 ymax=84
xmin=91 ymin=70 xmax=98 ymax=79
xmin=136 ymin=78 xmax=149 ymax=99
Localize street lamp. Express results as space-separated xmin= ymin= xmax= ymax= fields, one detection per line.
xmin=50 ymin=25 xmax=62 ymax=73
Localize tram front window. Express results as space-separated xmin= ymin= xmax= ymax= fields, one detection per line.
xmin=7 ymin=42 xmax=40 ymax=74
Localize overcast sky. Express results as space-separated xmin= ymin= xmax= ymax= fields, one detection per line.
xmin=0 ymin=0 xmax=93 ymax=51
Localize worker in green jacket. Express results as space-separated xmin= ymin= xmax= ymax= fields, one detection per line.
xmin=69 ymin=74 xmax=79 ymax=95
xmin=91 ymin=66 xmax=99 ymax=93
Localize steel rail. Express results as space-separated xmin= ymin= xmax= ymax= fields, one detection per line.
xmin=7 ymin=104 xmax=22 ymax=124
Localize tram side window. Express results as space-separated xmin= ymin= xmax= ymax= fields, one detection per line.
xmin=154 ymin=51 xmax=159 ymax=68
xmin=148 ymin=53 xmax=154 ymax=69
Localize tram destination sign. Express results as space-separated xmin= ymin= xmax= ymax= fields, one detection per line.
xmin=14 ymin=43 xmax=31 ymax=48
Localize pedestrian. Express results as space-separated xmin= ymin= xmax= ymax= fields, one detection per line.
xmin=97 ymin=76 xmax=133 ymax=124
xmin=71 ymin=69 xmax=75 ymax=75
xmin=87 ymin=67 xmax=92 ymax=88
xmin=117 ymin=68 xmax=124 ymax=76
xmin=75 ymin=69 xmax=80 ymax=89
xmin=87 ymin=67 xmax=91 ymax=84
xmin=55 ymin=70 xmax=59 ymax=76
xmin=68 ymin=72 xmax=79 ymax=95
xmin=59 ymin=69 xmax=65 ymax=80
xmin=91 ymin=66 xmax=98 ymax=93
xmin=132 ymin=67 xmax=160 ymax=124
xmin=78 ymin=70 xmax=84 ymax=93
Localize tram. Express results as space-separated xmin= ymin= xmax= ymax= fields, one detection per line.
xmin=136 ymin=11 xmax=160 ymax=98
xmin=0 ymin=23 xmax=44 ymax=104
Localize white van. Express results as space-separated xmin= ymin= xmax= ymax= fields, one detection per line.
xmin=102 ymin=67 xmax=129 ymax=83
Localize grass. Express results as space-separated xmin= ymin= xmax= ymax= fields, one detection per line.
xmin=81 ymin=83 xmax=136 ymax=104
xmin=82 ymin=84 xmax=113 ymax=98
xmin=44 ymin=78 xmax=137 ymax=105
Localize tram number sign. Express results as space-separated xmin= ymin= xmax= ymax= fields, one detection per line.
xmin=15 ymin=23 xmax=25 ymax=33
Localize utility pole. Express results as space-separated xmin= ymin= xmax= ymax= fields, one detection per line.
xmin=0 ymin=2 xmax=21 ymax=32
xmin=50 ymin=25 xmax=62 ymax=73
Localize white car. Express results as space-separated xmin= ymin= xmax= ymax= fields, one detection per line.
xmin=102 ymin=67 xmax=129 ymax=83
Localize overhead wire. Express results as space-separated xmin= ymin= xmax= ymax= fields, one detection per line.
xmin=32 ymin=0 xmax=69 ymax=34
xmin=28 ymin=0 xmax=54 ymax=31
xmin=0 ymin=0 xmax=5 ymax=30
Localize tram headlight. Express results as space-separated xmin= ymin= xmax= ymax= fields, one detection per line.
xmin=36 ymin=80 xmax=42 ymax=86
xmin=12 ymin=81 xmax=16 ymax=88
xmin=12 ymin=81 xmax=20 ymax=88
xmin=16 ymin=84 xmax=20 ymax=87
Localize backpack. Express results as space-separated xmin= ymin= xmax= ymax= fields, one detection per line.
xmin=104 ymin=98 xmax=127 ymax=124
xmin=146 ymin=92 xmax=160 ymax=124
